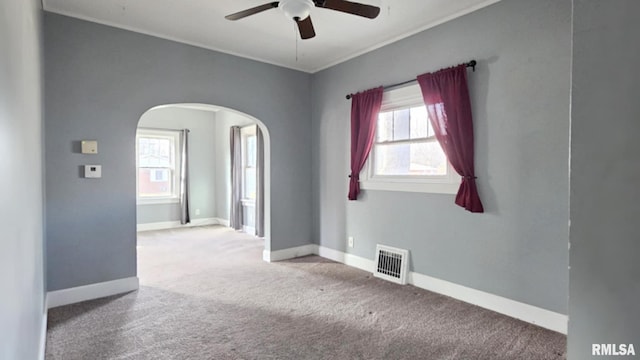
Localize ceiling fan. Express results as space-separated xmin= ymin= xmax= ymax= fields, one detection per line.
xmin=225 ymin=0 xmax=381 ymax=40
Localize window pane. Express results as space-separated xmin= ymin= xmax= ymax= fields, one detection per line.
xmin=244 ymin=168 xmax=256 ymax=199
xmin=138 ymin=168 xmax=173 ymax=197
xmin=375 ymin=142 xmax=447 ymax=176
xmin=246 ymin=135 xmax=257 ymax=167
xmin=138 ymin=137 xmax=173 ymax=167
xmin=392 ymin=108 xmax=410 ymax=141
xmin=377 ymin=111 xmax=394 ymax=142
xmin=410 ymin=106 xmax=429 ymax=139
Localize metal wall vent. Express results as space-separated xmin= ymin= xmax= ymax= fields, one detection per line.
xmin=374 ymin=245 xmax=409 ymax=285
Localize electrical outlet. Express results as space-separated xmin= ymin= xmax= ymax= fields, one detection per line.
xmin=348 ymin=236 xmax=354 ymax=248
xmin=195 ymin=209 xmax=201 ymax=216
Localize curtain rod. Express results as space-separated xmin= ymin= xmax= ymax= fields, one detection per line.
xmin=345 ymin=60 xmax=477 ymax=100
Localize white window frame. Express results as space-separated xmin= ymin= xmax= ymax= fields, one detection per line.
xmin=240 ymin=125 xmax=257 ymax=202
xmin=135 ymin=128 xmax=181 ymax=205
xmin=360 ymin=84 xmax=459 ymax=195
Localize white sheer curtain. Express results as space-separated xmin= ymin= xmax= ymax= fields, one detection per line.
xmin=229 ymin=126 xmax=242 ymax=230
xmin=179 ymin=129 xmax=191 ymax=225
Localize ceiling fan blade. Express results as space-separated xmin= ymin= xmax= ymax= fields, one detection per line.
xmin=295 ymin=16 xmax=316 ymax=39
xmin=225 ymin=2 xmax=280 ymax=20
xmin=317 ymin=0 xmax=380 ymax=19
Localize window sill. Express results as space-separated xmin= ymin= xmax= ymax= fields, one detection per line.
xmin=360 ymin=180 xmax=459 ymax=195
xmin=137 ymin=197 xmax=180 ymax=206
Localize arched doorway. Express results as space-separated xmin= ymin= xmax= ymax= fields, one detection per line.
xmin=134 ymin=103 xmax=271 ymax=254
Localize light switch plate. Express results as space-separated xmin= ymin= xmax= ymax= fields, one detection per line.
xmin=84 ymin=165 xmax=102 ymax=178
xmin=81 ymin=140 xmax=98 ymax=154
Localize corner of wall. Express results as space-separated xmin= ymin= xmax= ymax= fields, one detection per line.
xmin=47 ymin=277 xmax=139 ymax=309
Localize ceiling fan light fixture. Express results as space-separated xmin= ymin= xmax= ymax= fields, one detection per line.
xmin=280 ymin=0 xmax=314 ymax=20
xmin=225 ymin=0 xmax=380 ymax=40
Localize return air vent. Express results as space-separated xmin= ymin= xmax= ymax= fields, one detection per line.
xmin=374 ymin=245 xmax=409 ymax=285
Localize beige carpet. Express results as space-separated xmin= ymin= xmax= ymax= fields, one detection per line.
xmin=46 ymin=226 xmax=566 ymax=359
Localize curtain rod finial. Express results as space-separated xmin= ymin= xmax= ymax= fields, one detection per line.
xmin=468 ymin=60 xmax=477 ymax=72
xmin=346 ymin=94 xmax=352 ymax=100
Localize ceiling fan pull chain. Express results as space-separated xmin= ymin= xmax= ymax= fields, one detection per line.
xmin=295 ymin=22 xmax=299 ymax=62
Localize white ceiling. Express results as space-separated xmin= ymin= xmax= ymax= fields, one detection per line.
xmin=43 ymin=0 xmax=500 ymax=73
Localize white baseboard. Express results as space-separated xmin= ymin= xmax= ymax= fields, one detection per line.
xmin=263 ymin=244 xmax=317 ymax=262
xmin=137 ymin=217 xmax=228 ymax=232
xmin=243 ymin=225 xmax=256 ymax=236
xmin=312 ymin=245 xmax=567 ymax=334
xmin=315 ymin=245 xmax=375 ymax=272
xmin=39 ymin=308 xmax=47 ymax=360
xmin=47 ymin=277 xmax=139 ymax=309
xmin=408 ymin=271 xmax=568 ymax=334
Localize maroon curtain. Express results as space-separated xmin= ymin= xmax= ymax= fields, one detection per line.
xmin=417 ymin=65 xmax=484 ymax=212
xmin=348 ymin=87 xmax=384 ymax=200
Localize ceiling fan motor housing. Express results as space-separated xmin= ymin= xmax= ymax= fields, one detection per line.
xmin=280 ymin=0 xmax=314 ymax=20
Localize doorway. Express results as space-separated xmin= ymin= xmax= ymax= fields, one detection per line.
xmin=134 ymin=103 xmax=271 ymax=248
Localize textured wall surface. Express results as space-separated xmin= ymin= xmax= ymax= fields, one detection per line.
xmin=0 ymin=0 xmax=46 ymax=358
xmin=569 ymin=0 xmax=640 ymax=358
xmin=44 ymin=13 xmax=312 ymax=291
xmin=311 ymin=0 xmax=571 ymax=313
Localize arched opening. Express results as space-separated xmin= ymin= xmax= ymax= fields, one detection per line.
xmin=134 ymin=103 xmax=271 ymax=262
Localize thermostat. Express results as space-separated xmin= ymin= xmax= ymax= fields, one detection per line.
xmin=84 ymin=165 xmax=102 ymax=178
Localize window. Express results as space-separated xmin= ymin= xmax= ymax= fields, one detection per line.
xmin=361 ymin=84 xmax=458 ymax=194
xmin=241 ymin=125 xmax=257 ymax=200
xmin=136 ymin=129 xmax=180 ymax=204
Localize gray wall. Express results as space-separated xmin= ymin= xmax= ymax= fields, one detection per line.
xmin=214 ymin=110 xmax=257 ymax=221
xmin=311 ymin=0 xmax=571 ymax=314
xmin=569 ymin=0 xmax=640 ymax=358
xmin=137 ymin=106 xmax=217 ymax=224
xmin=44 ymin=13 xmax=312 ymax=291
xmin=0 ymin=0 xmax=46 ymax=358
